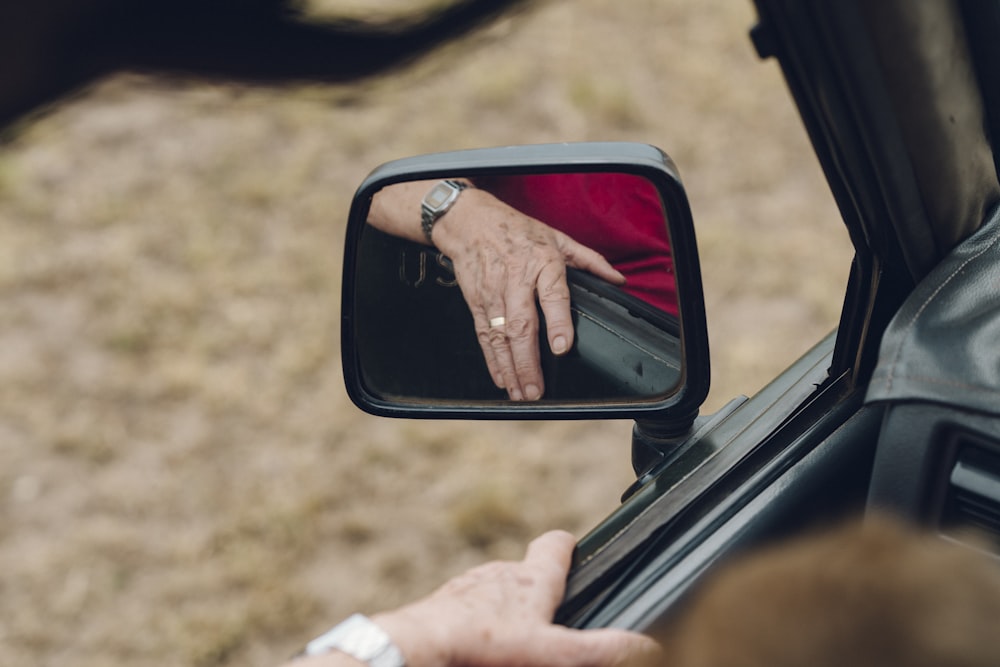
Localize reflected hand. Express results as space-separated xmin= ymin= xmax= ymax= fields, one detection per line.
xmin=432 ymin=188 xmax=626 ymax=400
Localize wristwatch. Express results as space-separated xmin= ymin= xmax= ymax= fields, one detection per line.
xmin=299 ymin=614 xmax=406 ymax=667
xmin=420 ymin=179 xmax=468 ymax=244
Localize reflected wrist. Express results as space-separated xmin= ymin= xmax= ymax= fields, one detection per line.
xmin=420 ymin=180 xmax=469 ymax=245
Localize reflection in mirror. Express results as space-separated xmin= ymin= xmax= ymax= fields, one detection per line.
xmin=354 ymin=171 xmax=681 ymax=404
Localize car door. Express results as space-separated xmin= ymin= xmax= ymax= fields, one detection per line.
xmin=555 ymin=0 xmax=1000 ymax=631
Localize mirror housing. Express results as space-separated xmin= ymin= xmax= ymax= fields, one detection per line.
xmin=341 ymin=142 xmax=709 ymax=422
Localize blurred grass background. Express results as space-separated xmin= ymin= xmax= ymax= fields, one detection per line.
xmin=0 ymin=1 xmax=852 ymax=665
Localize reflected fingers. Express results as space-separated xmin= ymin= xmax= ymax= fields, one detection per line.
xmin=473 ymin=305 xmax=523 ymax=400
xmin=536 ymin=259 xmax=574 ymax=357
xmin=504 ymin=283 xmax=544 ymax=401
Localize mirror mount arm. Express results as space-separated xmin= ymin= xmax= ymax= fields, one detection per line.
xmin=628 ymin=397 xmax=749 ymax=491
xmin=631 ymin=413 xmax=699 ymax=476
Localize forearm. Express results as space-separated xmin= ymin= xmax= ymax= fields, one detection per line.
xmin=367 ymin=178 xmax=476 ymax=248
xmin=367 ymin=179 xmax=438 ymax=245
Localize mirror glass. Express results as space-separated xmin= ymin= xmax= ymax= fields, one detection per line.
xmin=349 ymin=170 xmax=683 ymax=405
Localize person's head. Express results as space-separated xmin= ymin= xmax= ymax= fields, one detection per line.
xmin=660 ymin=516 xmax=1000 ymax=667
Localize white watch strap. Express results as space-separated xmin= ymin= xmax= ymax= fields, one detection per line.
xmin=302 ymin=614 xmax=406 ymax=667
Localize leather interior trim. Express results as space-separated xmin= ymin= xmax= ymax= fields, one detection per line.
xmin=866 ymin=205 xmax=1000 ymax=414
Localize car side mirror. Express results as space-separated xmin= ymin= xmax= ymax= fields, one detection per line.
xmin=341 ymin=142 xmax=709 ymax=423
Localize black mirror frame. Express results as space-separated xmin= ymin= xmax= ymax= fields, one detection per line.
xmin=341 ymin=142 xmax=710 ymax=420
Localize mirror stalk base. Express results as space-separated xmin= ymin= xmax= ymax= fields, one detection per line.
xmin=627 ymin=397 xmax=748 ymax=497
xmin=631 ymin=411 xmax=699 ymax=478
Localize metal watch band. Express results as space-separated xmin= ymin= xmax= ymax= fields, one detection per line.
xmin=420 ymin=179 xmax=468 ymax=244
xmin=300 ymin=614 xmax=406 ymax=667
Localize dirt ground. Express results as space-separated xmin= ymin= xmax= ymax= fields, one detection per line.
xmin=0 ymin=1 xmax=853 ymax=665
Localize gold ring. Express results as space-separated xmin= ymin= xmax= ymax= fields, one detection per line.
xmin=489 ymin=316 xmax=506 ymax=328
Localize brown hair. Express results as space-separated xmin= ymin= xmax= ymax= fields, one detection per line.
xmin=661 ymin=516 xmax=1000 ymax=667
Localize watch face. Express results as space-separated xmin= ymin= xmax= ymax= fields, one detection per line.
xmin=425 ymin=182 xmax=454 ymax=209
